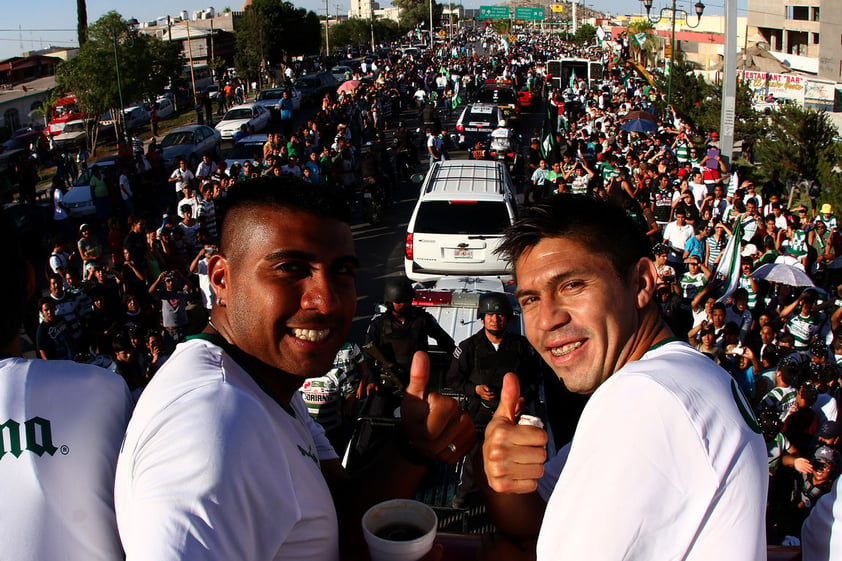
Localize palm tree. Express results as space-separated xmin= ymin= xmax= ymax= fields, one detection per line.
xmin=77 ymin=0 xmax=88 ymax=47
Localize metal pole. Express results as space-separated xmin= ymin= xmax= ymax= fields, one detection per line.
xmin=720 ymin=0 xmax=737 ymax=167
xmin=186 ymin=19 xmax=198 ymax=105
xmin=572 ymin=0 xmax=577 ymax=34
xmin=430 ymin=0 xmax=434 ymax=48
xmin=324 ymin=0 xmax=330 ymax=55
xmin=667 ymin=0 xmax=676 ymax=108
xmin=112 ymin=31 xmax=126 ymax=140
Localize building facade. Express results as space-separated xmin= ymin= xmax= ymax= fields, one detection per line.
xmin=747 ymin=0 xmax=842 ymax=81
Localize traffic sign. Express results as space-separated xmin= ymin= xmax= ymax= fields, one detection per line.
xmin=438 ymin=29 xmax=447 ymax=38
xmin=550 ymin=3 xmax=564 ymax=12
xmin=514 ymin=7 xmax=545 ymax=20
xmin=478 ymin=5 xmax=510 ymax=19
xmin=509 ymin=34 xmax=517 ymax=43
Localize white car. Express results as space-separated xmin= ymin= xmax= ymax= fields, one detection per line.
xmin=53 ymin=119 xmax=88 ymax=150
xmin=153 ymin=96 xmax=175 ymax=119
xmin=214 ymin=104 xmax=271 ymax=140
xmin=405 ymin=160 xmax=518 ymax=282
xmin=63 ymin=157 xmax=118 ymax=217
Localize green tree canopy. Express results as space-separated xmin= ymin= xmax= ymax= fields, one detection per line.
xmin=235 ymin=0 xmax=321 ymax=81
xmin=56 ymin=11 xmax=182 ymax=137
xmin=328 ymin=18 xmax=402 ymax=47
xmin=572 ymin=23 xmax=596 ymax=46
xmin=393 ymin=0 xmax=442 ymax=32
xmin=626 ymin=20 xmax=656 ymax=67
xmin=754 ymin=104 xmax=839 ymax=192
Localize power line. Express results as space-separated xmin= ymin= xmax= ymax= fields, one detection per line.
xmin=0 ymin=28 xmax=76 ymax=32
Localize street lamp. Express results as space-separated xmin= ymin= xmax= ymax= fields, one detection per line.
xmin=641 ymin=0 xmax=704 ymax=109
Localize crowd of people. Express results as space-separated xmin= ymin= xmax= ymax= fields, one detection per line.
xmin=5 ymin=24 xmax=842 ymax=561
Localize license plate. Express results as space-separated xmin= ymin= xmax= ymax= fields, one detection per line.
xmin=364 ymin=192 xmax=372 ymax=199
xmin=453 ymin=248 xmax=473 ymax=259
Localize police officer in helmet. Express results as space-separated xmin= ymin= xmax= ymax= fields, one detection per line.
xmin=364 ymin=277 xmax=455 ymax=391
xmin=446 ymin=291 xmax=539 ymax=507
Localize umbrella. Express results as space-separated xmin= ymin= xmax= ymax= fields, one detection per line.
xmin=621 ymin=110 xmax=658 ymax=123
xmin=621 ymin=118 xmax=658 ymax=134
xmin=751 ymin=262 xmax=815 ymax=287
xmin=337 ymin=80 xmax=362 ymax=94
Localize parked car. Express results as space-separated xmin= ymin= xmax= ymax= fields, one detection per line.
xmin=0 ymin=127 xmax=45 ymax=154
xmin=293 ymin=72 xmax=339 ymax=106
xmin=330 ymin=66 xmax=353 ymax=83
xmin=405 ymin=160 xmax=518 ymax=282
xmin=122 ymin=105 xmax=150 ymax=132
xmin=253 ymin=87 xmax=302 ymax=114
xmin=62 ymin=156 xmax=119 ymax=217
xmin=160 ymin=125 xmax=221 ymax=169
xmin=214 ymin=104 xmax=271 ymax=140
xmin=203 ymin=84 xmax=220 ymax=100
xmin=153 ymin=96 xmax=176 ymax=119
xmin=52 ymin=119 xmax=88 ymax=150
xmin=223 ymin=134 xmax=268 ymax=171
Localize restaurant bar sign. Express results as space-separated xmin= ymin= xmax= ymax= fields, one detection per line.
xmin=737 ymin=70 xmax=836 ymax=110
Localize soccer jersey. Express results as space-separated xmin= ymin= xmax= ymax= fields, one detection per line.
xmin=766 ymin=432 xmax=791 ymax=475
xmin=759 ymin=385 xmax=798 ymax=422
xmin=786 ymin=310 xmax=825 ymax=351
xmin=536 ymin=341 xmax=767 ymax=561
xmin=115 ymin=338 xmax=340 ymax=561
xmin=0 ymin=358 xmax=133 ymax=561
xmin=680 ymin=271 xmax=707 ymax=300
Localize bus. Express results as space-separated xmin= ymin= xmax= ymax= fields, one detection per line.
xmin=47 ymin=95 xmax=86 ymax=136
xmin=177 ymin=63 xmax=214 ymax=97
xmin=547 ymin=58 xmax=604 ymax=92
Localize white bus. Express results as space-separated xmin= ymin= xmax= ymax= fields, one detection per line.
xmin=547 ymin=58 xmax=604 ymax=91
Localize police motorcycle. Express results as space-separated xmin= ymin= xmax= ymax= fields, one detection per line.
xmin=488 ymin=120 xmax=521 ymax=174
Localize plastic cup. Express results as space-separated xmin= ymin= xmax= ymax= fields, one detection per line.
xmin=361 ymin=499 xmax=438 ymax=561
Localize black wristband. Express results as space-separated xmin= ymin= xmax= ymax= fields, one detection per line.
xmin=394 ymin=428 xmax=434 ymax=467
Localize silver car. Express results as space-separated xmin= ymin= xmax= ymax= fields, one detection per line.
xmin=160 ymin=125 xmax=221 ymax=169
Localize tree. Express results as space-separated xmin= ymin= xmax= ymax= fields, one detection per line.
xmin=572 ymin=23 xmax=596 ymax=46
xmin=626 ymin=20 xmax=657 ymax=67
xmin=56 ymin=11 xmax=182 ymax=151
xmin=328 ymin=18 xmax=402 ymax=47
xmin=77 ymin=0 xmax=88 ymax=47
xmin=754 ymin=105 xmax=840 ymax=198
xmin=235 ymin=0 xmax=321 ymax=84
xmin=393 ymin=0 xmax=442 ymax=33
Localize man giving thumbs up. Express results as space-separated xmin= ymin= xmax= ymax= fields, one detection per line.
xmin=480 ymin=195 xmax=767 ymax=561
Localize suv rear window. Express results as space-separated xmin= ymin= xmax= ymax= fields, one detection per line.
xmin=477 ymin=89 xmax=516 ymax=104
xmin=414 ymin=201 xmax=510 ymax=234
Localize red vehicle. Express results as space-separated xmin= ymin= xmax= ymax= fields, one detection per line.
xmin=47 ymin=95 xmax=85 ymax=136
xmin=517 ymin=89 xmax=533 ymax=109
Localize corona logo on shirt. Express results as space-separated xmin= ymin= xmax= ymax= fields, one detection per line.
xmin=0 ymin=416 xmax=59 ymax=460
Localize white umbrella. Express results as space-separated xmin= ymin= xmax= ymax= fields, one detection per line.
xmin=751 ymin=262 xmax=815 ymax=287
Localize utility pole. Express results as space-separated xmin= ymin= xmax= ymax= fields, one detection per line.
xmin=186 ymin=18 xmax=198 ymax=104
xmin=719 ymin=0 xmax=737 ymax=168
xmin=572 ymin=0 xmax=577 ymax=34
xmin=430 ymin=0 xmax=434 ymax=48
xmin=324 ymin=0 xmax=330 ymax=55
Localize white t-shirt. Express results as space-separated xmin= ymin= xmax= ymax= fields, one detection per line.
xmin=802 ymin=476 xmax=842 ymax=561
xmin=663 ymin=221 xmax=694 ymax=262
xmin=115 ymin=338 xmax=340 ymax=561
xmin=535 ymin=341 xmax=768 ymax=561
xmin=0 ymin=357 xmax=133 ymax=561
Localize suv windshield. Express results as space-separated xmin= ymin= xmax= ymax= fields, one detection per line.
xmin=414 ymin=201 xmax=510 ymax=234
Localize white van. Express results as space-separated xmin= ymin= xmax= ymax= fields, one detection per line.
xmin=404 ymin=160 xmax=518 ymax=283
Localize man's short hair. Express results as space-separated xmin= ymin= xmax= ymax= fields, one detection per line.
xmin=220 ymin=176 xmax=351 ymax=259
xmin=496 ymin=195 xmax=652 ymax=280
xmin=778 ymin=358 xmax=800 ymax=387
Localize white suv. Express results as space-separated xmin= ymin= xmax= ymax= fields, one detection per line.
xmin=404 ymin=160 xmax=518 ymax=283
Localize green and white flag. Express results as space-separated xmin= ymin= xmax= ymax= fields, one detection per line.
xmin=715 ymin=219 xmax=744 ymax=304
xmin=569 ymin=69 xmax=577 ymax=89
xmin=634 ymin=32 xmax=647 ymax=46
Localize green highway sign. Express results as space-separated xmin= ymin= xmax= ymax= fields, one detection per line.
xmin=479 ymin=5 xmax=510 ymax=19
xmin=514 ymin=7 xmax=545 ymax=20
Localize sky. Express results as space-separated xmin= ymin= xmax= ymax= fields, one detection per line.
xmin=3 ymin=0 xmax=747 ymax=62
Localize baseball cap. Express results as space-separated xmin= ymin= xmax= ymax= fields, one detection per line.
xmin=821 ymin=203 xmax=833 ymax=214
xmin=818 ymin=422 xmax=839 ymax=439
xmin=710 ymin=132 xmax=719 ymax=139
xmin=814 ymin=445 xmax=837 ymax=464
xmin=741 ymin=244 xmax=759 ymax=258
